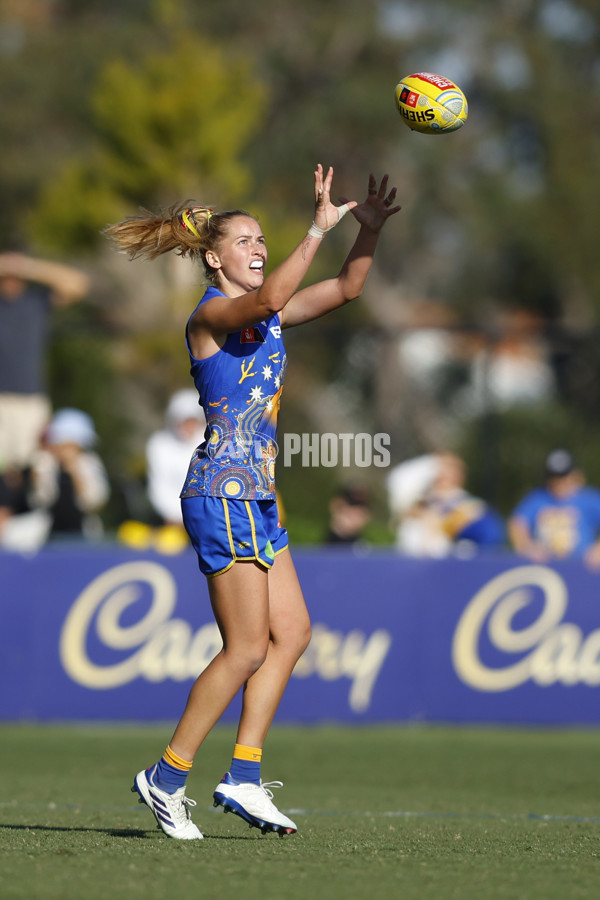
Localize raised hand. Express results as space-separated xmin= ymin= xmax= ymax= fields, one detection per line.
xmin=312 ymin=164 xmax=357 ymax=234
xmin=346 ymin=173 xmax=402 ymax=233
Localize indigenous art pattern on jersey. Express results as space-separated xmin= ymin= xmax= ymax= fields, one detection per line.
xmin=180 ymin=288 xmax=286 ymax=501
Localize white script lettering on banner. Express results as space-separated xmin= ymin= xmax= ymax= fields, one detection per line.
xmin=60 ymin=561 xmax=391 ymax=711
xmin=60 ymin=561 xmax=223 ymax=689
xmin=452 ymin=564 xmax=600 ymax=691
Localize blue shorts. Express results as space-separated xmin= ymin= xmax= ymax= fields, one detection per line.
xmin=181 ymin=496 xmax=289 ymax=577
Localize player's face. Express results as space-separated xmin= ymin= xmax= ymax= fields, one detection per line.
xmin=209 ymin=216 xmax=267 ymax=295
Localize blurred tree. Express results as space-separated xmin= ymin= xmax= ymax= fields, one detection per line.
xmin=28 ymin=33 xmax=268 ymax=251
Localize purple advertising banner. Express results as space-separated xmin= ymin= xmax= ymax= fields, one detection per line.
xmin=2 ymin=545 xmax=600 ymax=724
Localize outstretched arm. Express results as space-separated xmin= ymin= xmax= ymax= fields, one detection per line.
xmin=280 ymin=173 xmax=401 ymax=329
xmin=0 ymin=252 xmax=90 ymax=305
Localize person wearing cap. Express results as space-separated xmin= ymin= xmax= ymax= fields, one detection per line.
xmin=508 ymin=449 xmax=600 ymax=567
xmin=145 ymin=390 xmax=207 ymax=526
xmin=28 ymin=408 xmax=110 ymax=540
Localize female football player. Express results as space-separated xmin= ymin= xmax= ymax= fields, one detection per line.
xmin=105 ymin=165 xmax=400 ymax=840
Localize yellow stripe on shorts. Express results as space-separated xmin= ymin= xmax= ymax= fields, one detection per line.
xmin=221 ymin=498 xmax=236 ymax=559
xmin=244 ymin=500 xmax=260 ymax=557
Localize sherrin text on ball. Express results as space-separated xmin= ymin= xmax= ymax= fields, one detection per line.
xmin=395 ymin=72 xmax=468 ymax=134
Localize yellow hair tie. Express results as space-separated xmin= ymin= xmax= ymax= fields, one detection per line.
xmin=181 ymin=209 xmax=201 ymax=237
xmin=180 ymin=206 xmax=214 ymax=238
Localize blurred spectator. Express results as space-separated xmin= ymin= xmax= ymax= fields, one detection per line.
xmin=324 ymin=483 xmax=372 ymax=547
xmin=0 ymin=465 xmax=36 ymax=551
xmin=117 ymin=390 xmax=206 ymax=554
xmin=0 ymin=465 xmax=30 ymax=520
xmin=397 ymin=301 xmax=460 ymax=396
xmin=0 ymin=408 xmax=109 ymax=551
xmin=508 ymin=449 xmax=600 ymax=568
xmin=387 ymin=451 xmax=505 ymax=557
xmin=29 ymin=408 xmax=110 ymax=541
xmin=146 ymin=389 xmax=207 ymax=525
xmin=0 ymin=252 xmax=90 ymax=470
xmin=457 ymin=309 xmax=555 ymax=417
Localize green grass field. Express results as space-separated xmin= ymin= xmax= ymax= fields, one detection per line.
xmin=1 ymin=723 xmax=600 ymax=899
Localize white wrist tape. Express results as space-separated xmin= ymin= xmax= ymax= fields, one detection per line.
xmin=308 ymin=203 xmax=351 ymax=239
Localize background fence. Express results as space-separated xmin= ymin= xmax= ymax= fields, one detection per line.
xmin=3 ymin=545 xmax=600 ymax=725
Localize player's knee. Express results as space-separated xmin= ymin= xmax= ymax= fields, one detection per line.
xmin=298 ymin=621 xmax=312 ymax=656
xmin=287 ymin=621 xmax=312 ymax=662
xmin=247 ymin=651 xmax=268 ymax=677
xmin=242 ymin=640 xmax=270 ymax=677
xmin=222 ymin=637 xmax=268 ymax=679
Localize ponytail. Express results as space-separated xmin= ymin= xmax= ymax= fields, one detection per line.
xmin=104 ymin=203 xmax=257 ymax=281
xmin=103 ymin=201 xmax=214 ymax=262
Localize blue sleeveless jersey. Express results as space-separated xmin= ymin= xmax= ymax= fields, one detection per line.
xmin=180 ymin=286 xmax=286 ymax=501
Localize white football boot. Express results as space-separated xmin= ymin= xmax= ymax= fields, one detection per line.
xmin=213 ymin=772 xmax=297 ymax=835
xmin=132 ymin=765 xmax=203 ymax=840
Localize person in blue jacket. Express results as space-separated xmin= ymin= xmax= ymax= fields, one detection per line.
xmin=105 ymin=166 xmax=400 ymax=841
xmin=508 ymin=449 xmax=600 ymax=567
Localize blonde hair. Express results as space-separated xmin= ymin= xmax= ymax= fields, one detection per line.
xmin=103 ymin=201 xmax=256 ymax=283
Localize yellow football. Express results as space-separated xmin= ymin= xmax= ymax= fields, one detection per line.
xmin=394 ymin=72 xmax=468 ymax=134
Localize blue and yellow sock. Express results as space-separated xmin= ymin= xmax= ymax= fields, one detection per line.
xmin=229 ymin=743 xmax=262 ymax=785
xmin=153 ymin=745 xmax=193 ymax=795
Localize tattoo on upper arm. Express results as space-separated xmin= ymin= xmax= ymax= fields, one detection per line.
xmin=301 ymin=235 xmax=311 ymax=260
